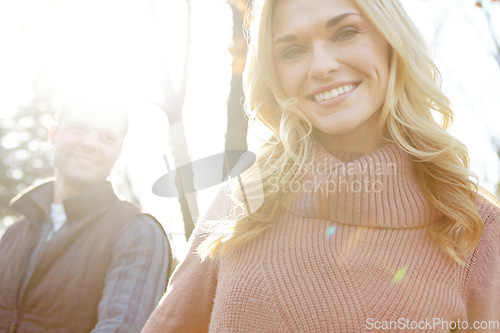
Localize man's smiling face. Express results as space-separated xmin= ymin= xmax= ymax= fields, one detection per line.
xmin=51 ymin=104 xmax=127 ymax=190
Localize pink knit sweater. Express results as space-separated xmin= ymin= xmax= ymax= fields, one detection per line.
xmin=143 ymin=143 xmax=500 ymax=332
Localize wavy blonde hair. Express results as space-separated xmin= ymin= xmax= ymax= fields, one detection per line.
xmin=199 ymin=0 xmax=484 ymax=264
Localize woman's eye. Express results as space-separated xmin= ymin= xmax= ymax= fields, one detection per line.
xmin=336 ymin=27 xmax=359 ymax=41
xmin=282 ymin=47 xmax=305 ymax=60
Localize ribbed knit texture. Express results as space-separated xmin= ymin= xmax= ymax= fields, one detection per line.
xmin=142 ymin=143 xmax=500 ymax=333
xmin=281 ymin=143 xmax=441 ymax=228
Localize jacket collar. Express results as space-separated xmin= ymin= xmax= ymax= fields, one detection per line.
xmin=10 ymin=179 xmax=119 ymax=225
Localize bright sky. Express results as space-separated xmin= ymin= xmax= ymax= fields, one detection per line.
xmin=0 ymin=0 xmax=499 ymax=257
xmin=403 ymin=0 xmax=500 ymax=192
xmin=0 ymin=0 xmax=233 ymax=256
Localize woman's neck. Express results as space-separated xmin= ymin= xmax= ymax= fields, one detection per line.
xmin=316 ymin=130 xmax=386 ymax=154
xmin=315 ymin=115 xmax=389 ymax=154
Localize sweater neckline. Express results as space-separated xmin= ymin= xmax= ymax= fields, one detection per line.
xmin=281 ymin=142 xmax=441 ymax=229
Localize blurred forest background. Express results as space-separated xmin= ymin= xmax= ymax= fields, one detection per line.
xmin=0 ymin=0 xmax=499 ymax=259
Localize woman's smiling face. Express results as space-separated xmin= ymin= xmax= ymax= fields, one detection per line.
xmin=272 ymin=0 xmax=391 ymax=152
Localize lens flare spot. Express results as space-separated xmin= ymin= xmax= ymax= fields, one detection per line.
xmin=326 ymin=225 xmax=337 ymax=239
xmin=392 ymin=266 xmax=408 ymax=284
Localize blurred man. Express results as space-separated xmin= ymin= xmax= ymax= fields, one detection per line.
xmin=0 ymin=99 xmax=171 ymax=333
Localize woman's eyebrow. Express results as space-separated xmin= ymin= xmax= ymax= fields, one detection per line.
xmin=325 ymin=12 xmax=359 ymax=28
xmin=273 ymin=12 xmax=360 ymax=47
xmin=273 ymin=34 xmax=297 ymax=47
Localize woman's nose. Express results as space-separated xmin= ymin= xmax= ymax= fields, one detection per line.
xmin=308 ymin=42 xmax=340 ymax=80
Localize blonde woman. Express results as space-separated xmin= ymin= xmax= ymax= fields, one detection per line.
xmin=142 ymin=0 xmax=500 ymax=331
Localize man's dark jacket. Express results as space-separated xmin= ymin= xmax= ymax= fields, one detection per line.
xmin=0 ymin=180 xmax=156 ymax=333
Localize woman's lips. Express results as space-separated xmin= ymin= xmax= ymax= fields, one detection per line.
xmin=308 ymin=82 xmax=360 ymax=103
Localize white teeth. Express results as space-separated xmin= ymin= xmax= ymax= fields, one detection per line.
xmin=314 ymin=84 xmax=355 ymax=102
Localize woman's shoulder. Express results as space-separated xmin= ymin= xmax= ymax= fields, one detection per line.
xmin=467 ymin=191 xmax=500 ymax=275
xmin=462 ymin=191 xmax=500 ymax=320
xmin=476 ymin=191 xmax=500 ymax=227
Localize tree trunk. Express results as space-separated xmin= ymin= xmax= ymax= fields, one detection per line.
xmin=149 ymin=0 xmax=198 ymax=241
xmin=224 ymin=1 xmax=250 ymax=177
